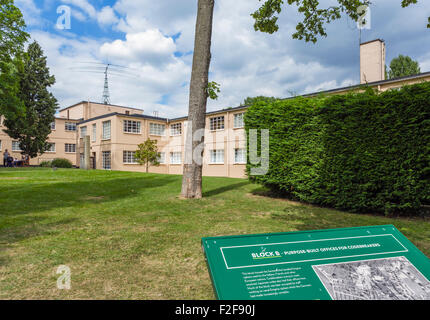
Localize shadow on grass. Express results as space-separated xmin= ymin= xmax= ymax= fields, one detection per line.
xmin=202 ymin=181 xmax=250 ymax=197
xmin=0 ymin=174 xmax=180 ymax=266
xmin=0 ymin=217 xmax=79 ymax=266
xmin=0 ymin=175 xmax=179 ymax=217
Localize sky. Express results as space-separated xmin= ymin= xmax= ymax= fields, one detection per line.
xmin=15 ymin=0 xmax=430 ymax=118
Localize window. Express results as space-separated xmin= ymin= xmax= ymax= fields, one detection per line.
xmin=92 ymin=124 xmax=96 ymax=142
xmin=0 ymin=140 xmax=2 ymax=151
xmin=234 ymin=113 xmax=244 ymax=128
xmin=47 ymin=143 xmax=56 ymax=153
xmin=123 ymin=120 xmax=141 ymax=134
xmin=123 ymin=151 xmax=137 ymax=164
xmin=102 ymin=151 xmax=111 ymax=169
xmin=102 ymin=121 xmax=111 ymax=140
xmin=170 ymin=123 xmax=182 ymax=136
xmin=80 ymin=126 xmax=87 ymax=138
xmin=65 ymin=144 xmax=76 ymax=153
xmin=65 ymin=122 xmax=76 ymax=131
xmin=150 ymin=123 xmax=165 ymax=136
xmin=210 ymin=149 xmax=224 ymax=164
xmin=158 ymin=152 xmax=165 ymax=164
xmin=235 ymin=148 xmax=246 ymax=164
xmin=210 ymin=116 xmax=225 ymax=131
xmin=51 ymin=121 xmax=56 ymax=130
xmin=170 ymin=152 xmax=181 ymax=164
xmin=12 ymin=141 xmax=21 ymax=152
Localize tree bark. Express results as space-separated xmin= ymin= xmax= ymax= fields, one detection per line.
xmin=181 ymin=0 xmax=214 ymax=199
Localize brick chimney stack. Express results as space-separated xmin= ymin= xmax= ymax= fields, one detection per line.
xmin=360 ymin=39 xmax=386 ymax=84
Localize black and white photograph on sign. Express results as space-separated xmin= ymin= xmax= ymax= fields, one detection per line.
xmin=312 ymin=256 xmax=430 ymax=300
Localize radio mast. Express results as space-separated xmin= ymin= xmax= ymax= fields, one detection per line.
xmin=102 ymin=65 xmax=111 ymax=105
xmin=69 ymin=62 xmax=139 ymax=105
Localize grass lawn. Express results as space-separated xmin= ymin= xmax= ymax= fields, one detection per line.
xmin=0 ymin=167 xmax=429 ymax=299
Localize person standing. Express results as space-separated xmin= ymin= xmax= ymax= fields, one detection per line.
xmin=3 ymin=149 xmax=9 ymax=167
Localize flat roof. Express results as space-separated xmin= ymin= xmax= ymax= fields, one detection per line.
xmin=59 ymin=101 xmax=144 ymax=113
xmin=360 ymin=38 xmax=385 ymax=46
xmin=297 ymin=71 xmax=430 ymax=98
xmin=78 ymin=112 xmax=168 ymax=125
xmin=170 ymin=105 xmax=248 ymax=121
xmin=72 ymin=71 xmax=430 ymax=125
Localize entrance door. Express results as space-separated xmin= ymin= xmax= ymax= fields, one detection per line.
xmin=91 ymin=153 xmax=96 ymax=169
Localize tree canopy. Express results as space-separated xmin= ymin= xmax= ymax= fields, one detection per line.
xmin=0 ymin=0 xmax=28 ymax=59
xmin=182 ymin=0 xmax=429 ymax=199
xmin=0 ymin=0 xmax=28 ymax=117
xmin=251 ymin=0 xmax=428 ymax=42
xmin=387 ymin=55 xmax=421 ymax=79
xmin=135 ymin=139 xmax=160 ymax=173
xmin=4 ymin=41 xmax=58 ymax=158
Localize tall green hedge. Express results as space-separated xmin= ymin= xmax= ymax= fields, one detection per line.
xmin=245 ymin=83 xmax=430 ymax=215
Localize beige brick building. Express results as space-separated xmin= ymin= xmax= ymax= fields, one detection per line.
xmin=1 ymin=39 xmax=429 ymax=178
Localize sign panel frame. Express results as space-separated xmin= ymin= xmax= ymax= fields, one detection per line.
xmin=202 ymin=225 xmax=430 ymax=300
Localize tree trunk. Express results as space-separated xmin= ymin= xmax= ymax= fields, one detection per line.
xmin=181 ymin=0 xmax=214 ymax=199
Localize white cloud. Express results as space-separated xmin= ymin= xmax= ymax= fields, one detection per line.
xmin=100 ymin=30 xmax=176 ymax=65
xmin=15 ymin=0 xmax=43 ymax=27
xmin=29 ymin=28 xmax=190 ymax=118
xmin=60 ymin=1 xmax=119 ymax=28
xmin=16 ymin=0 xmax=430 ymax=119
xmin=97 ymin=6 xmax=119 ymax=27
xmin=419 ymin=52 xmax=430 ymax=73
xmin=60 ymin=0 xmax=96 ymax=19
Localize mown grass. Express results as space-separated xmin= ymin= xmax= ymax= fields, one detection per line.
xmin=0 ymin=167 xmax=429 ymax=299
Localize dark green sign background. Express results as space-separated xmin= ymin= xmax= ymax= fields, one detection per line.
xmin=202 ymin=225 xmax=430 ymax=300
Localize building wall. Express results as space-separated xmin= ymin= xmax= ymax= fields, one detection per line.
xmin=59 ymin=101 xmax=144 ymax=121
xmin=377 ymin=76 xmax=430 ymax=92
xmin=0 ymin=117 xmax=79 ymax=166
xmin=2 ymin=72 xmax=429 ymax=178
xmin=75 ymin=110 xmax=248 ymax=178
xmin=37 ymin=118 xmax=79 ymax=165
xmin=58 ymin=103 xmax=84 ymax=120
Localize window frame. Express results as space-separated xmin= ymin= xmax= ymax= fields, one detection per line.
xmin=12 ymin=141 xmax=22 ymax=152
xmin=210 ymin=149 xmax=225 ymax=164
xmin=234 ymin=113 xmax=245 ymax=129
xmin=80 ymin=126 xmax=87 ymax=138
xmin=234 ymin=148 xmax=246 ymax=164
xmin=149 ymin=123 xmax=166 ymax=136
xmin=123 ymin=120 xmax=141 ymax=134
xmin=158 ymin=152 xmax=166 ymax=164
xmin=209 ymin=116 xmax=225 ymax=131
xmin=46 ymin=143 xmax=56 ymax=153
xmin=123 ymin=151 xmax=138 ymax=164
xmin=65 ymin=122 xmax=77 ymax=132
xmin=170 ymin=152 xmax=182 ymax=165
xmin=102 ymin=151 xmax=111 ymax=170
xmin=92 ymin=124 xmax=97 ymax=142
xmin=102 ymin=120 xmax=111 ymax=140
xmin=65 ymin=143 xmax=76 ymax=153
xmin=170 ymin=123 xmax=182 ymax=136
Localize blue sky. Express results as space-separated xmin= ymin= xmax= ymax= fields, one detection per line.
xmin=15 ymin=0 xmax=430 ymax=118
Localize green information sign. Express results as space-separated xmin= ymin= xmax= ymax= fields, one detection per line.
xmin=202 ymin=225 xmax=430 ymax=300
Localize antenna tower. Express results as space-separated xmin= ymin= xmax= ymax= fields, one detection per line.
xmin=103 ymin=65 xmax=111 ymax=105
xmin=69 ymin=61 xmax=140 ymax=105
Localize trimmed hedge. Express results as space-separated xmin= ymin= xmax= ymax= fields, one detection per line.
xmin=39 ymin=160 xmax=52 ymax=167
xmin=245 ymin=83 xmax=430 ymax=215
xmin=51 ymin=158 xmax=73 ymax=168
